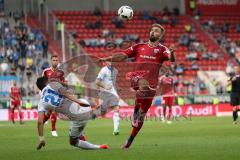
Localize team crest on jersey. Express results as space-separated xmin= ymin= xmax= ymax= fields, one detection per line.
xmin=153 ymin=49 xmax=159 ymax=54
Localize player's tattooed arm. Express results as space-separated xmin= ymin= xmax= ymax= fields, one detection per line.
xmin=59 ymin=88 xmax=90 ymax=107
xmin=100 ymin=54 xmax=128 ymax=62
xmin=169 ymin=45 xmax=176 ymax=62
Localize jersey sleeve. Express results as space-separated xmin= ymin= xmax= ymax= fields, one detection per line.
xmin=123 ymin=44 xmax=139 ymax=58
xmin=162 ymin=46 xmax=170 ymax=61
xmin=59 ymin=70 xmax=65 ymax=82
xmin=42 ymin=69 xmax=46 ymax=77
xmin=96 ymin=67 xmax=106 ymax=81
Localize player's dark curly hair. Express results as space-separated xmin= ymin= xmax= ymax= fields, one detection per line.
xmin=36 ymin=76 xmax=48 ymax=90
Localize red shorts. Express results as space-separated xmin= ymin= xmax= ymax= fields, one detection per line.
xmin=11 ymin=100 xmax=21 ymax=108
xmin=135 ymin=96 xmax=154 ymax=113
xmin=163 ymin=96 xmax=174 ymax=106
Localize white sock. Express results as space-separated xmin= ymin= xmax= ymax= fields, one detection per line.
xmin=113 ymin=111 xmax=120 ymax=132
xmin=76 ymin=140 xmax=100 ymax=149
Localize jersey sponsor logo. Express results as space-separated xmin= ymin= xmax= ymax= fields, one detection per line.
xmin=140 ymin=55 xmax=156 ymax=60
xmin=153 ymin=49 xmax=159 ymax=54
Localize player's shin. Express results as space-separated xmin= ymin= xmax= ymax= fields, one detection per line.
xmin=70 ymin=137 xmax=101 ymax=149
xmin=168 ymin=107 xmax=172 ymax=121
xmin=37 ymin=112 xmax=46 ymax=150
xmin=113 ymin=110 xmax=120 ymax=134
xmin=124 ymin=110 xmax=146 ymax=148
xmin=11 ymin=108 xmax=15 ymax=124
xmin=51 ymin=113 xmax=57 ymax=131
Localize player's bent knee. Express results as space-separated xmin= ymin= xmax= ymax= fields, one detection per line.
xmin=69 ymin=136 xmax=78 ymax=146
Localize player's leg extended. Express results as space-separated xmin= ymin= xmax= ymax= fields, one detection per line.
xmin=123 ymin=79 xmax=154 ymax=148
xmin=10 ymin=104 xmax=15 ymax=124
xmin=113 ymin=106 xmax=120 ymax=135
xmin=37 ymin=112 xmax=46 ymax=150
xmin=162 ymin=105 xmax=167 ymax=122
xmin=232 ymin=106 xmax=238 ymax=124
xmin=18 ymin=106 xmax=24 ymax=124
xmin=50 ymin=112 xmax=58 ymax=136
xmin=231 ymin=93 xmax=239 ymax=124
xmin=69 ymin=121 xmax=109 ymax=149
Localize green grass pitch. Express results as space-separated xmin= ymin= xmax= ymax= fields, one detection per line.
xmin=0 ymin=117 xmax=240 ymax=160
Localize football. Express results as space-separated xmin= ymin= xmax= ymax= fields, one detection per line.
xmin=118 ymin=5 xmax=134 ymax=20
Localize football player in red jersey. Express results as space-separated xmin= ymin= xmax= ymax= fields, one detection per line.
xmin=9 ymin=81 xmax=23 ymax=124
xmin=100 ymin=24 xmax=176 ymax=148
xmin=42 ymin=55 xmax=65 ymax=137
xmin=159 ymin=67 xmax=176 ymax=124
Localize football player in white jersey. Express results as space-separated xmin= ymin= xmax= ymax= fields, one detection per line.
xmin=96 ymin=60 xmax=120 ymax=135
xmin=36 ymin=77 xmax=109 ymax=150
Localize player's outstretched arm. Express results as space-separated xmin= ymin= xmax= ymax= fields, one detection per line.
xmin=37 ymin=112 xmax=45 ymax=150
xmin=59 ymin=89 xmax=90 ymax=107
xmin=169 ymin=45 xmax=176 ymax=62
xmin=100 ymin=53 xmax=128 ymax=62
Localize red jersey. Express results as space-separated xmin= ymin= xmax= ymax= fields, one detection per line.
xmin=123 ymin=43 xmax=170 ymax=88
xmin=124 ymin=43 xmax=170 ymax=63
xmin=42 ymin=67 xmax=65 ymax=82
xmin=9 ymin=86 xmax=21 ymax=101
xmin=159 ymin=75 xmax=175 ymax=96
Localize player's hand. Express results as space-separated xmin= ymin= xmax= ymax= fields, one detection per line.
xmin=36 ymin=140 xmax=46 ymax=150
xmin=169 ymin=44 xmax=176 ymax=53
xmin=232 ymin=76 xmax=237 ymax=81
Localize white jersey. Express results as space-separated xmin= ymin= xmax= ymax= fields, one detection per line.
xmin=38 ymin=82 xmax=65 ymax=112
xmin=97 ymin=66 xmax=119 ymax=97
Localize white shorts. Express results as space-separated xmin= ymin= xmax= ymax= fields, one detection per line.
xmin=69 ymin=121 xmax=87 ymax=138
xmin=99 ymin=92 xmax=119 ymax=112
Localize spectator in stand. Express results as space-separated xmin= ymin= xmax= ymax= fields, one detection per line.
xmin=42 ymin=39 xmax=48 ymax=58
xmin=186 ymin=51 xmax=198 ymax=61
xmin=193 ymin=8 xmax=201 ymax=20
xmin=173 ymin=6 xmax=180 ymax=16
xmin=175 ymin=64 xmax=184 ymax=75
xmin=184 ymin=24 xmax=192 ymax=33
xmin=142 ymin=10 xmax=156 ymax=20
xmin=94 ymin=18 xmax=102 ymax=29
xmin=170 ymin=15 xmax=178 ymax=27
xmin=85 ymin=21 xmax=94 ymax=29
xmin=202 ymin=51 xmax=209 ymax=60
xmin=102 ymin=28 xmax=115 ymax=38
xmin=41 ymin=60 xmax=50 ymax=71
xmin=163 ymin=6 xmax=170 ymax=15
xmin=179 ymin=34 xmax=189 ymax=46
xmin=93 ymin=6 xmax=102 ymax=16
xmin=222 ymin=22 xmax=229 ymax=33
xmin=191 ymin=61 xmax=199 ymax=70
xmin=228 ymin=41 xmax=237 ymax=56
xmin=236 ymin=23 xmax=240 ymax=33
xmin=0 ymin=58 xmax=8 ymax=75
xmin=162 ymin=15 xmax=169 ymax=24
xmin=112 ymin=17 xmax=123 ymax=28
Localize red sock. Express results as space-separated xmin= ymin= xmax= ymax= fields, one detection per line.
xmin=163 ymin=107 xmax=166 ymax=119
xmin=130 ymin=121 xmax=144 ymax=138
xmin=51 ymin=113 xmax=57 ymax=131
xmin=168 ymin=108 xmax=172 ymax=120
xmin=19 ymin=111 xmax=23 ymax=122
xmin=11 ymin=109 xmax=15 ymax=123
